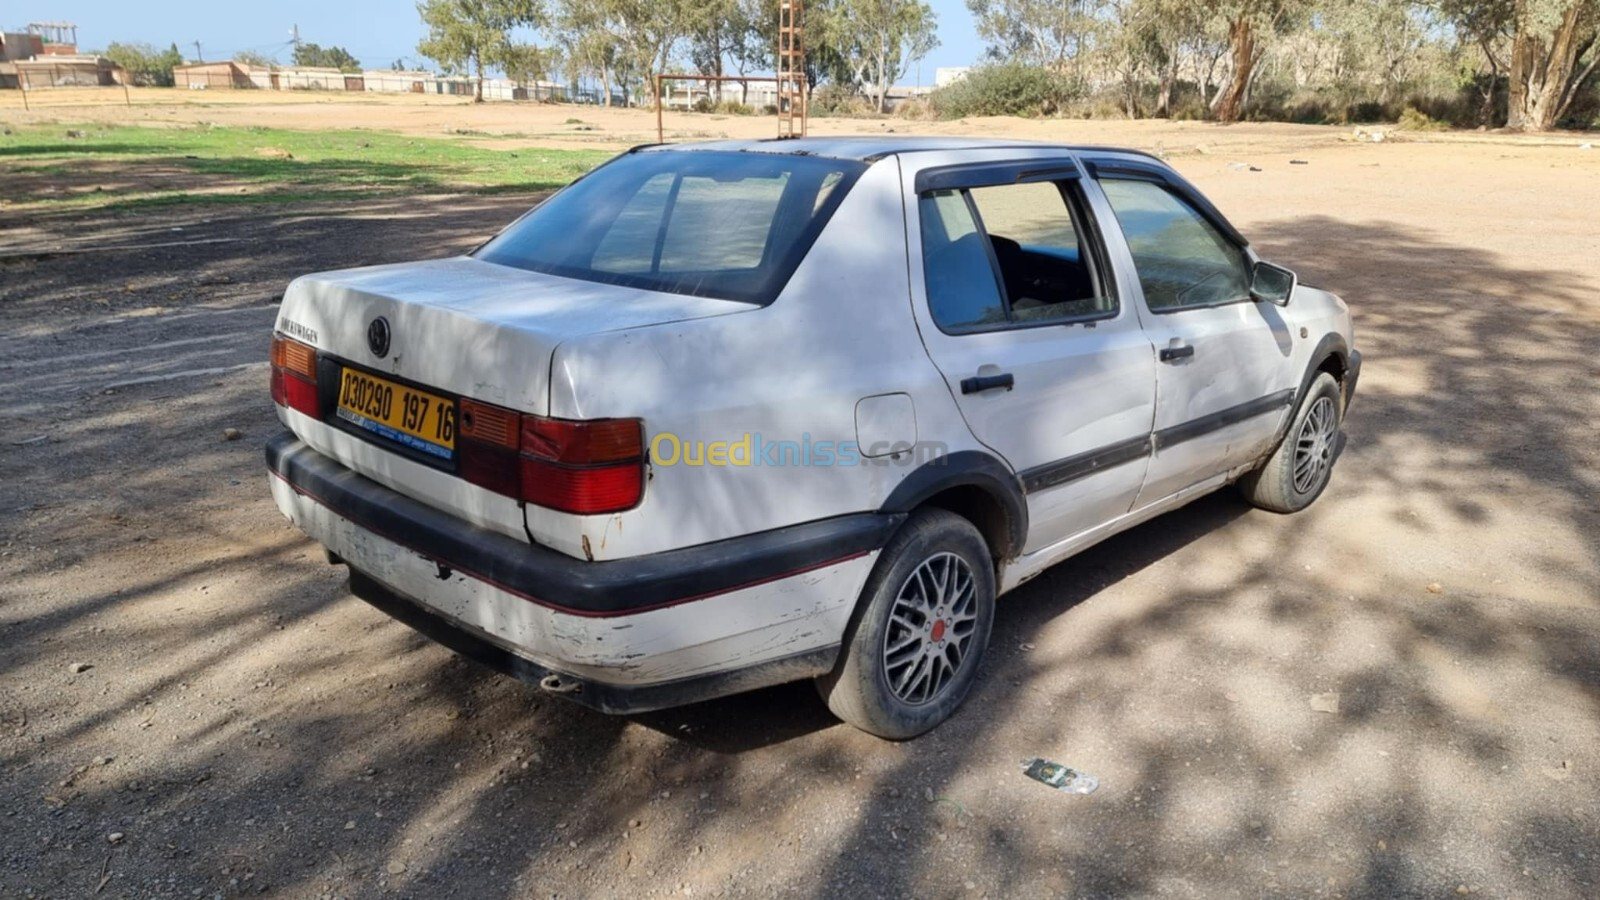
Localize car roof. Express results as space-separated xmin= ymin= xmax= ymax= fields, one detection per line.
xmin=635 ymin=136 xmax=1164 ymax=165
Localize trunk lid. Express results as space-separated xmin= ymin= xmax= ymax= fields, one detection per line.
xmin=280 ymin=257 xmax=744 ymax=413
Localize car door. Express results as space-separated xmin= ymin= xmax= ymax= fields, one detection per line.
xmin=904 ymin=157 xmax=1158 ymax=554
xmin=1085 ymin=164 xmax=1298 ymax=508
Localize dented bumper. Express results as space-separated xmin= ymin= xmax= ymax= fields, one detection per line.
xmin=265 ymin=433 xmax=889 ymax=711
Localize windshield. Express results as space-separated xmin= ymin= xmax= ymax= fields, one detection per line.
xmin=474 ymin=150 xmax=866 ymax=305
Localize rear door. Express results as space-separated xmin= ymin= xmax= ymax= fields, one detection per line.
xmin=1084 ymin=163 xmax=1298 ymax=507
xmin=903 ymin=157 xmax=1157 ymax=554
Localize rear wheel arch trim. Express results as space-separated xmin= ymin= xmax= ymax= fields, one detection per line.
xmin=879 ymin=450 xmax=1028 ymax=559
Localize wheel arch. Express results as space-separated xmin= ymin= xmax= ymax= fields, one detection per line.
xmin=880 ymin=450 xmax=1028 ymax=561
xmin=1304 ymin=332 xmax=1351 ymax=396
xmin=1268 ymin=333 xmax=1351 ymax=451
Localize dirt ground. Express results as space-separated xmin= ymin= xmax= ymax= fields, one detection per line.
xmin=7 ymin=85 xmax=1595 ymax=154
xmin=2 ymin=94 xmax=1599 ymax=898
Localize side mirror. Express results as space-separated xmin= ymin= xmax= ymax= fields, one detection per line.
xmin=1250 ymin=261 xmax=1297 ymax=306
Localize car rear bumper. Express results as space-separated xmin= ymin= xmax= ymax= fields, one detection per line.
xmin=266 ymin=432 xmax=893 ymax=712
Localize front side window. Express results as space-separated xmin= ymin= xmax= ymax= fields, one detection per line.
xmin=920 ymin=179 xmax=1112 ymax=333
xmin=1098 ymin=178 xmax=1251 ymax=311
xmin=476 ymin=151 xmax=864 ymax=304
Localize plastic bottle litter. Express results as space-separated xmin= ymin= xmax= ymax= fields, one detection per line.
xmin=1022 ymin=758 xmax=1099 ymax=794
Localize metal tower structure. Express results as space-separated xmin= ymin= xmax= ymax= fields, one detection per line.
xmin=776 ymin=0 xmax=806 ymax=138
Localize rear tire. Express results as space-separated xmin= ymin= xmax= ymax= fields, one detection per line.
xmin=1239 ymin=372 xmax=1342 ymax=513
xmin=816 ymin=509 xmax=995 ymax=740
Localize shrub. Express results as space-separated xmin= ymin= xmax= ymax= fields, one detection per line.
xmin=1398 ymin=105 xmax=1450 ymax=131
xmin=893 ymin=97 xmax=934 ymax=120
xmin=1080 ymin=86 xmax=1133 ymax=119
xmin=1346 ymin=100 xmax=1386 ymax=124
xmin=929 ymin=64 xmax=1083 ymax=119
xmin=810 ymin=83 xmax=878 ymax=117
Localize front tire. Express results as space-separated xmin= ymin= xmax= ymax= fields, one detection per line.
xmin=816 ymin=509 xmax=996 ymax=739
xmin=1239 ymin=371 xmax=1343 ymax=513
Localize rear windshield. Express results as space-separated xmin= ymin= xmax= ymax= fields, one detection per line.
xmin=474 ymin=150 xmax=867 ymax=305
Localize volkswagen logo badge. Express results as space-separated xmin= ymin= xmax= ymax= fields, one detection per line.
xmin=367 ymin=316 xmax=391 ymax=358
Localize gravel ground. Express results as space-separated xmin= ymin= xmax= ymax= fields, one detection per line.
xmin=2 ymin=125 xmax=1598 ymax=899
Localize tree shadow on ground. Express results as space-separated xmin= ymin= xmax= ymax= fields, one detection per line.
xmin=3 ymin=209 xmax=1598 ymax=898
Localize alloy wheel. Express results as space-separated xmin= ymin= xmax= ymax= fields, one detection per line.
xmin=881 ymin=552 xmax=979 ymax=705
xmin=1292 ymin=395 xmax=1338 ymax=495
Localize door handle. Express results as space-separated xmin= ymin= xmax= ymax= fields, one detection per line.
xmin=961 ymin=372 xmax=1015 ymax=394
xmin=1159 ymin=344 xmax=1195 ymax=363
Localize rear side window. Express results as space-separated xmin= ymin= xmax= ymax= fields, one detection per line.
xmin=476 ymin=151 xmax=864 ymax=304
xmin=920 ymin=191 xmax=1006 ymax=331
xmin=919 ymin=179 xmax=1112 ymax=333
xmin=1098 ymin=179 xmax=1251 ymax=311
xmin=967 ymin=182 xmax=1112 ymax=325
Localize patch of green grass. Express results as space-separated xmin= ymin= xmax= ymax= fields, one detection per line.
xmin=0 ymin=124 xmax=612 ymax=210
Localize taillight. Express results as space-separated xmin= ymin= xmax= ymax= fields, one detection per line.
xmin=521 ymin=417 xmax=642 ymax=465
xmin=457 ymin=398 xmax=522 ymax=497
xmin=269 ymin=334 xmax=320 ymax=419
xmin=456 ymin=401 xmax=645 ymax=515
xmin=520 ymin=456 xmax=644 ymax=515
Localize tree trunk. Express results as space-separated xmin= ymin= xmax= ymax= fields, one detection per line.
xmin=875 ymin=39 xmax=890 ymax=113
xmin=1507 ymin=0 xmax=1596 ymax=130
xmin=1215 ymin=17 xmax=1256 ymax=123
xmin=1557 ymin=40 xmax=1599 ymax=121
xmin=602 ymin=66 xmax=612 ymax=107
xmin=1156 ymin=47 xmax=1176 ymax=118
xmin=474 ymin=52 xmax=484 ymax=103
xmin=1241 ymin=44 xmax=1266 ymax=109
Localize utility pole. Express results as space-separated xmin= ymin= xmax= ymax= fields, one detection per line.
xmin=192 ymin=40 xmax=203 ymax=62
xmin=289 ymin=24 xmax=301 ymax=60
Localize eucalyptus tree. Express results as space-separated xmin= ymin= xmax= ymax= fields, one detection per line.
xmin=966 ymin=0 xmax=1106 ymax=74
xmin=550 ymin=0 xmax=697 ymax=105
xmin=1505 ymin=0 xmax=1598 ymax=128
xmin=821 ymin=0 xmax=939 ymax=111
xmin=417 ymin=0 xmax=546 ymax=102
xmin=1435 ymin=0 xmax=1597 ymax=129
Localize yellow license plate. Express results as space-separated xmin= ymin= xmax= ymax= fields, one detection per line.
xmin=335 ymin=368 xmax=457 ymax=460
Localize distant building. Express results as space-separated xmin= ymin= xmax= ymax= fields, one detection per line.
xmin=2 ymin=22 xmax=125 ymax=89
xmin=276 ymin=66 xmax=351 ymax=90
xmin=26 ymin=21 xmax=79 ymax=55
xmin=166 ymin=63 xmax=576 ymax=99
xmin=934 ymin=67 xmax=970 ymax=88
xmin=883 ymin=84 xmax=933 ymax=110
xmin=11 ymin=54 xmax=126 ymax=87
xmin=0 ymin=31 xmax=41 ymax=88
xmin=1 ymin=31 xmax=45 ymax=62
xmin=173 ymin=61 xmax=260 ymax=90
xmin=361 ymin=69 xmax=433 ymax=94
xmin=660 ymin=79 xmax=779 ymax=110
xmin=375 ymin=72 xmax=567 ymax=101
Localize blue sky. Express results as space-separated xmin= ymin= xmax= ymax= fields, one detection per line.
xmin=15 ymin=0 xmax=984 ymax=83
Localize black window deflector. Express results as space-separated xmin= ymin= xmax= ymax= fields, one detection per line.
xmin=915 ymin=160 xmax=1080 ymax=194
xmin=1086 ymin=158 xmax=1251 ymax=249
